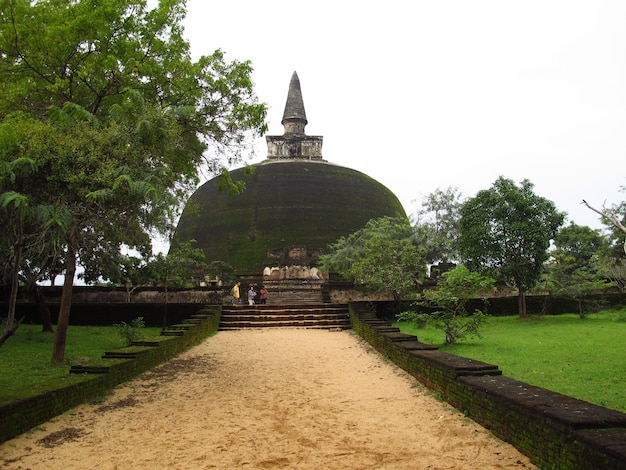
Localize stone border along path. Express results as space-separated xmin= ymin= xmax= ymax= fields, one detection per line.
xmin=0 ymin=329 xmax=537 ymax=469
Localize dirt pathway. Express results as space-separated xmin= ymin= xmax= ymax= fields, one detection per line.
xmin=0 ymin=329 xmax=537 ymax=469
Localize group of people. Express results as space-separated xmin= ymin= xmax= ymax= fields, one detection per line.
xmin=230 ymin=282 xmax=268 ymax=305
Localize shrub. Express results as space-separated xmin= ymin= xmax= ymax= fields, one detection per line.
xmin=398 ymin=265 xmax=495 ymax=345
xmin=114 ymin=317 xmax=146 ymax=346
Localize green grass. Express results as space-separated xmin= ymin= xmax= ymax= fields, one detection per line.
xmin=394 ymin=308 xmax=626 ymax=413
xmin=0 ymin=324 xmax=161 ymax=405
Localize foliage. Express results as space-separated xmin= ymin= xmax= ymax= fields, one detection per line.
xmin=145 ymin=240 xmax=207 ymax=289
xmin=582 ymin=191 xmax=626 ymax=257
xmin=114 ymin=317 xmax=146 ymax=346
xmin=206 ymin=260 xmax=237 ymax=286
xmin=395 ymin=309 xmax=626 ymax=412
xmin=319 ymin=217 xmax=427 ymax=302
xmin=458 ymin=177 xmax=565 ymax=317
xmin=582 ymin=188 xmax=626 ymax=291
xmin=597 ymin=257 xmax=626 ymax=293
xmin=0 ymin=0 xmax=266 ymax=360
xmin=545 ymin=223 xmax=614 ymax=318
xmin=398 ymin=265 xmax=495 ymax=345
xmin=412 ymin=187 xmax=463 ymax=265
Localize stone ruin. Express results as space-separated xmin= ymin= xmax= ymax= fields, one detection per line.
xmin=263 ymin=265 xmax=328 ymax=281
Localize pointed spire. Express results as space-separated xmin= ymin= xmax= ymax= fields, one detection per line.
xmin=281 ymin=71 xmax=307 ymax=134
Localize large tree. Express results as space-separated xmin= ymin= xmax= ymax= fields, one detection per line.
xmin=0 ymin=0 xmax=267 ymax=359
xmin=458 ymin=177 xmax=565 ymax=317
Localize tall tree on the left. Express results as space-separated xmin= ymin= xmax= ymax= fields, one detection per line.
xmin=0 ymin=0 xmax=267 ymax=359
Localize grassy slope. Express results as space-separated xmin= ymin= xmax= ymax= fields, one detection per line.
xmin=394 ymin=309 xmax=626 ymax=412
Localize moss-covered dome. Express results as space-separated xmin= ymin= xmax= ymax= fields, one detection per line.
xmin=171 ymin=159 xmax=406 ymax=274
xmin=171 ymin=72 xmax=407 ymax=274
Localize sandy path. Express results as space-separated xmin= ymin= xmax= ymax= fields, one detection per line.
xmin=0 ymin=329 xmax=537 ymax=469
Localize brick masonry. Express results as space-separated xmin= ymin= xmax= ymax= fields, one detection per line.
xmin=0 ymin=307 xmax=221 ymax=444
xmin=349 ymin=301 xmax=626 ymax=469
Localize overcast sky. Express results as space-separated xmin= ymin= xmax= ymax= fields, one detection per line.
xmin=180 ymin=0 xmax=625 ymax=232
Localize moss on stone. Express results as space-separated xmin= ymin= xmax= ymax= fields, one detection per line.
xmin=172 ymin=160 xmax=407 ymax=274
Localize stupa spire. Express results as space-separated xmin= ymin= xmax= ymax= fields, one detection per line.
xmin=281 ymin=71 xmax=308 ymax=134
xmin=266 ymin=72 xmax=323 ymax=161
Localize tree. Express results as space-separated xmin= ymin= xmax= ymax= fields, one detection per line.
xmin=582 ymin=198 xmax=626 ymax=256
xmin=581 ymin=193 xmax=626 ymax=291
xmin=398 ymin=265 xmax=495 ymax=345
xmin=0 ymin=191 xmax=28 ymax=346
xmin=143 ymin=240 xmax=207 ymax=328
xmin=319 ymin=217 xmax=427 ymax=303
xmin=0 ymin=0 xmax=267 ymax=360
xmin=413 ymin=187 xmax=463 ymax=265
xmin=546 ymin=223 xmax=613 ymax=317
xmin=458 ymin=177 xmax=565 ymax=317
xmin=206 ymin=260 xmax=237 ymax=287
xmin=100 ymin=254 xmax=152 ymax=303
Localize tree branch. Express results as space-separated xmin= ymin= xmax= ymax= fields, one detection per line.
xmin=582 ymin=199 xmax=626 ymax=254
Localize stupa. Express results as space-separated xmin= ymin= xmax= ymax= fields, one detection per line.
xmin=171 ymin=72 xmax=407 ymax=275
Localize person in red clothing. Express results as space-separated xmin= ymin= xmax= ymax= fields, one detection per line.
xmin=258 ymin=285 xmax=268 ymax=304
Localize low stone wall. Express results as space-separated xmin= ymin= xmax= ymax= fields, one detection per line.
xmin=0 ymin=306 xmax=221 ymax=444
xmin=349 ymin=302 xmax=626 ymax=470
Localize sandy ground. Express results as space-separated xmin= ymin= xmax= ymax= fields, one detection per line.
xmin=0 ymin=329 xmax=538 ymax=469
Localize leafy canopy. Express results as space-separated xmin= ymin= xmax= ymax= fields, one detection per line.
xmin=0 ymin=0 xmax=267 ymax=359
xmin=458 ymin=177 xmax=565 ymax=316
xmin=412 ymin=186 xmax=463 ymax=265
xmin=319 ymin=216 xmax=427 ymax=302
xmin=545 ymin=223 xmax=614 ymax=317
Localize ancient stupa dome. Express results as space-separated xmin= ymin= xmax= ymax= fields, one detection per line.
xmin=171 ymin=72 xmax=407 ymax=274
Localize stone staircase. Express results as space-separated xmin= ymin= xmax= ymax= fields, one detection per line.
xmin=219 ymin=303 xmax=350 ymax=330
xmin=252 ymin=280 xmax=326 ymax=305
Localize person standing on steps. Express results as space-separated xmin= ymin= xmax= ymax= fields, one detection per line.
xmin=231 ymin=282 xmax=241 ymax=305
xmin=259 ymin=285 xmax=268 ymax=304
xmin=247 ymin=285 xmax=257 ymax=305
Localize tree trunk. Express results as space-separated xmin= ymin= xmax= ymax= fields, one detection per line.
xmin=33 ymin=285 xmax=54 ymax=333
xmin=52 ymin=235 xmax=77 ymax=363
xmin=517 ymin=289 xmax=527 ymax=318
xmin=1 ymin=218 xmax=24 ymax=348
xmin=162 ymin=277 xmax=168 ymax=330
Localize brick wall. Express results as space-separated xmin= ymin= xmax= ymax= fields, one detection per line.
xmin=349 ymin=302 xmax=626 ymax=470
xmin=0 ymin=306 xmax=221 ymax=444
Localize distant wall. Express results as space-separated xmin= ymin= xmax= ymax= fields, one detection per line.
xmin=7 ymin=302 xmax=211 ymax=327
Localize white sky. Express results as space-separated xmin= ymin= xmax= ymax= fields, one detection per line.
xmin=179 ymin=0 xmax=625 ymax=233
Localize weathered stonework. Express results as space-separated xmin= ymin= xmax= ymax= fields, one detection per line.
xmin=266 ymin=71 xmax=323 ymax=160
xmin=266 ymin=134 xmax=323 ymax=160
xmin=170 ymin=72 xmax=407 ymax=274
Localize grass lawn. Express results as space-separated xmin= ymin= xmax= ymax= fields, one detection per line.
xmin=0 ymin=324 xmax=161 ymax=405
xmin=394 ymin=308 xmax=626 ymax=413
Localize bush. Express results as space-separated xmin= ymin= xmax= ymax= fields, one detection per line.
xmin=398 ymin=265 xmax=495 ymax=345
xmin=114 ymin=317 xmax=146 ymax=346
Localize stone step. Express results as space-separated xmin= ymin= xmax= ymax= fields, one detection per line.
xmin=219 ymin=304 xmax=351 ymax=331
xmin=244 ymin=280 xmax=325 ymax=305
xmin=219 ymin=320 xmax=351 ymax=330
xmin=222 ymin=305 xmax=348 ymax=314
